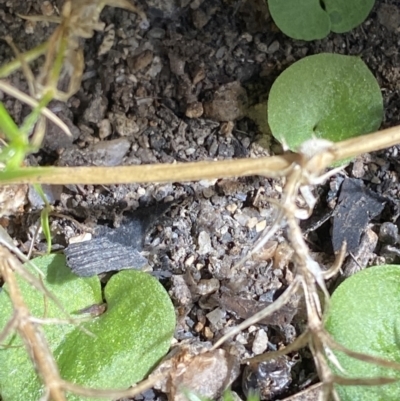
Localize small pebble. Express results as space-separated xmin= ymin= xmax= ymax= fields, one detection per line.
xmin=206 ymin=307 xmax=226 ymax=326
xmin=169 ymin=52 xmax=186 ymax=76
xmin=147 ymin=56 xmax=163 ymax=78
xmin=99 ymin=119 xmax=112 ymax=139
xmin=185 ymin=147 xmax=196 ymax=155
xmin=380 ymin=245 xmax=400 ymax=264
xmin=128 ymin=50 xmax=154 ymax=72
xmin=197 ymin=278 xmax=220 ymax=295
xmin=198 ymin=231 xmax=213 ymax=254
xmin=235 ymin=333 xmax=248 ymax=345
xmin=220 ymin=121 xmax=234 ymax=136
xmin=352 ymin=157 xmax=365 ymax=178
xmin=202 ymin=187 xmax=215 ymax=198
xmin=216 ymin=46 xmax=227 ymax=59
xmin=68 ymin=232 xmax=92 ymax=244
xmin=185 ymin=101 xmax=204 ymax=118
xmin=111 ymin=112 xmax=139 ymax=136
xmin=203 ymin=81 xmax=248 ymax=122
xmin=191 ymin=67 xmax=206 ymax=85
xmin=255 ymin=220 xmax=267 ymax=232
xmin=256 ymin=42 xmax=268 ymax=53
xmin=192 ymin=9 xmax=210 ymax=29
xmin=199 ymin=179 xmax=218 ymax=187
xmin=246 ymin=217 xmax=258 ymax=229
xmin=98 ymin=27 xmax=115 ymax=56
xmin=28 ymin=185 xmax=62 ymax=207
xmin=185 ymin=255 xmax=195 ymax=267
xmin=241 ymin=32 xmax=253 ymax=42
xmin=379 ymin=222 xmax=398 ymax=245
xmin=170 ymin=275 xmax=192 ymax=306
xmin=233 ymin=211 xmax=250 ymax=226
xmin=267 ymin=40 xmax=280 ymax=54
xmin=226 ymin=203 xmax=238 ymax=214
xmin=194 ymin=321 xmax=205 ymax=332
xmin=252 ymin=329 xmax=268 ymax=355
xmin=91 ymin=138 xmax=131 ymax=166
xmin=203 ymin=326 xmax=214 ymax=339
xmin=84 ymin=90 xmax=108 ymax=124
xmin=377 ymin=3 xmax=400 ymax=32
xmin=273 ymin=242 xmax=294 ymax=269
xmin=137 ymin=187 xmax=146 ymax=196
xmin=147 ymin=27 xmax=166 ymax=39
xmin=190 ymin=0 xmax=204 ymax=9
xmin=252 ymin=241 xmax=278 ymax=262
xmin=41 ymin=1 xmax=54 ymax=16
xmin=24 ymin=20 xmax=35 ymax=34
xmin=282 ymin=324 xmax=296 ymax=343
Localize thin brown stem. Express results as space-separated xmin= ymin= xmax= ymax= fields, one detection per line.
xmin=0 ymin=246 xmax=66 ymax=401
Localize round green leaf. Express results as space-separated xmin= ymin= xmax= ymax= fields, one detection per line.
xmin=0 ymin=255 xmax=176 ymax=401
xmin=268 ymin=0 xmax=375 ymax=40
xmin=268 ymin=53 xmax=383 ymax=152
xmin=55 ymin=269 xmax=176 ymax=397
xmin=0 ymin=254 xmax=102 ymax=401
xmin=268 ymin=0 xmax=330 ymax=41
xmin=325 ymin=265 xmax=400 ymax=401
xmin=325 ymin=0 xmax=375 ymax=33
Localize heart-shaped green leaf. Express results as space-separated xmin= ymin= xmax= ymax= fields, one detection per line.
xmin=268 ymin=0 xmax=375 ymax=40
xmin=325 ymin=0 xmax=375 ymax=34
xmin=325 ymin=265 xmax=400 ymax=401
xmin=0 ymin=254 xmax=176 ymax=401
xmin=0 ymin=254 xmax=102 ymax=401
xmin=268 ymin=53 xmax=383 ymax=152
xmin=268 ymin=0 xmax=330 ymax=41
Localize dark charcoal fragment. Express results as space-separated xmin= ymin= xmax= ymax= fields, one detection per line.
xmin=64 ymin=203 xmax=171 ymax=277
xmin=332 ymin=178 xmax=386 ymax=253
xmin=340 ymin=228 xmax=378 ymax=279
xmin=64 ymin=238 xmax=148 ymax=277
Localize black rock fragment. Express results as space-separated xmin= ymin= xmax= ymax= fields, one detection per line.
xmin=64 ymin=203 xmax=171 ymax=277
xmin=215 ymin=290 xmax=298 ymax=326
xmin=242 ymin=356 xmax=296 ymax=401
xmin=332 ymin=178 xmax=386 ymax=253
xmin=379 ymin=222 xmax=399 ymax=245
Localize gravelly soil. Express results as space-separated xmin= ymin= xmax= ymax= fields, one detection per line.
xmin=1 ymin=0 xmax=400 ymax=400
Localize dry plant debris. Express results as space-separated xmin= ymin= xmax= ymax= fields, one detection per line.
xmin=2 ymin=1 xmax=400 ymax=400
xmin=4 ymin=130 xmax=400 ymax=401
xmin=16 ymin=0 xmax=148 ymax=101
xmin=0 ymin=0 xmax=148 ymax=142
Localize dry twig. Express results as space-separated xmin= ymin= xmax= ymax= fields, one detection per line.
xmin=211 ymin=138 xmax=400 ymax=400
xmin=1 ymin=124 xmax=400 ymax=185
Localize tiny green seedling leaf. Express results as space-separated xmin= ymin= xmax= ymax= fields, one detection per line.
xmin=0 ymin=101 xmax=29 ymax=169
xmin=268 ymin=0 xmax=375 ymax=40
xmin=268 ymin=53 xmax=383 ymax=152
xmin=325 ymin=265 xmax=400 ymax=401
xmin=33 ymin=183 xmax=52 ymax=254
xmin=0 ymin=254 xmax=176 ymax=401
